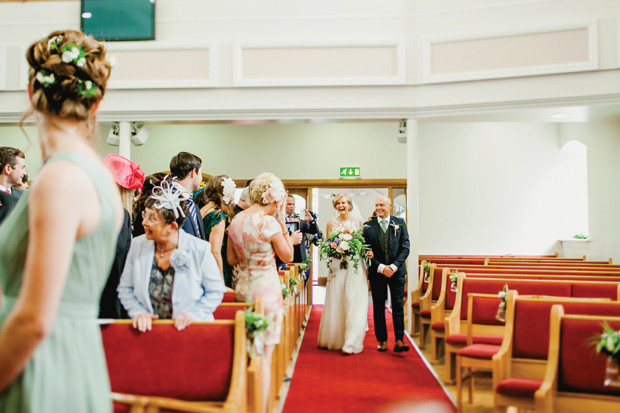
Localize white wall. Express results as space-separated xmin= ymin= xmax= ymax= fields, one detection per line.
xmin=559 ymin=123 xmax=620 ymax=263
xmin=417 ymin=122 xmax=590 ymax=256
xmin=102 ymin=122 xmax=406 ymax=179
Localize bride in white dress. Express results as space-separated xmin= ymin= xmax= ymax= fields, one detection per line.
xmin=317 ymin=193 xmax=369 ymax=355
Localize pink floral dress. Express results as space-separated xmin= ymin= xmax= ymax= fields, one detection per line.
xmin=228 ymin=211 xmax=283 ymax=345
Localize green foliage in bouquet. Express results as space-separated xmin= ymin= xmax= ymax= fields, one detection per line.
xmin=590 ymin=322 xmax=620 ymax=360
xmin=319 ymin=225 xmax=369 ymax=273
xmin=297 ymin=256 xmax=312 ymax=274
xmin=245 ymin=309 xmax=270 ymax=358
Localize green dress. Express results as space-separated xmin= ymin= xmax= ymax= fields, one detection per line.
xmin=0 ymin=153 xmax=117 ymax=413
xmin=202 ymin=210 xmax=233 ymax=287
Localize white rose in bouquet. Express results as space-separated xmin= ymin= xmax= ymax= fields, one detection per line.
xmin=340 ymin=233 xmax=353 ymax=241
xmin=339 ymin=241 xmax=350 ymax=251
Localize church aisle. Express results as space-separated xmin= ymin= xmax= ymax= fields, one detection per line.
xmin=282 ymin=305 xmax=456 ymax=412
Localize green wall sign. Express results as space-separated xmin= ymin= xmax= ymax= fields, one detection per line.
xmin=340 ymin=167 xmax=360 ymax=177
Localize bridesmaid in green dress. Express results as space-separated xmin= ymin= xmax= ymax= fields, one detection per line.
xmin=0 ymin=30 xmax=122 ymax=412
xmin=196 ymin=175 xmax=237 ymax=288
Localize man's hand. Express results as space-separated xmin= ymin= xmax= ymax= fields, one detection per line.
xmin=174 ymin=313 xmax=197 ymax=331
xmin=382 ymin=266 xmax=395 ymax=277
xmin=366 ymin=250 xmax=374 ymax=259
xmin=303 ymin=209 xmax=313 ymax=221
xmin=290 ymin=230 xmax=303 ymax=245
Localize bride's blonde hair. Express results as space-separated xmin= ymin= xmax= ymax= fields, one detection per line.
xmin=331 ymin=193 xmax=353 ymax=211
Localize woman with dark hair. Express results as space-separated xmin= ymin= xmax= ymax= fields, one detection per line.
xmin=196 ymin=175 xmax=236 ymax=287
xmin=118 ymin=179 xmax=225 ymax=332
xmin=132 ymin=172 xmax=166 ymax=237
xmin=0 ymin=30 xmax=122 ymax=411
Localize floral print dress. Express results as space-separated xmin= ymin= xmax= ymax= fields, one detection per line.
xmin=228 ymin=211 xmax=283 ymax=345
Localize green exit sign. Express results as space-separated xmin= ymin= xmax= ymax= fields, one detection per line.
xmin=340 ymin=167 xmax=361 ymax=178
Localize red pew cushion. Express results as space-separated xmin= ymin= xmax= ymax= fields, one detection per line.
xmin=431 ymin=322 xmax=444 ymax=332
xmin=411 ymin=302 xmax=420 ymax=309
xmin=222 ymin=292 xmax=235 ymax=302
xmin=420 ymin=310 xmax=431 ymax=318
xmin=558 ymin=318 xmax=620 ymax=396
xmin=446 ymin=334 xmax=503 ymax=346
xmin=102 ymin=323 xmax=235 ymax=401
xmin=572 ymin=283 xmax=618 ymax=300
xmin=213 ymin=304 xmax=248 ymax=320
xmin=495 ymin=378 xmax=542 ymax=398
xmin=457 ymin=344 xmax=500 ymax=360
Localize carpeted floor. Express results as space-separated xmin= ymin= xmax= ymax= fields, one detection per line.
xmin=282 ymin=305 xmax=456 ymax=413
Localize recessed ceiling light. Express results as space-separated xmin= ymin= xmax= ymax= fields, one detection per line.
xmin=551 ymin=113 xmax=569 ymax=119
xmin=81 ymin=12 xmax=92 ymax=18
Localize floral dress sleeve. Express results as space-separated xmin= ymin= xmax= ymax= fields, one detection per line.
xmin=260 ymin=214 xmax=281 ymax=241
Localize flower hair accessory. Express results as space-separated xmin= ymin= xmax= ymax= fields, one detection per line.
xmin=47 ymin=35 xmax=63 ymax=51
xmin=222 ymin=177 xmax=236 ymax=205
xmin=76 ymin=79 xmax=97 ymax=99
xmin=36 ymin=70 xmax=56 ymax=87
xmin=261 ymin=182 xmax=287 ymax=205
xmin=150 ymin=177 xmax=190 ymax=219
xmin=61 ymin=43 xmax=87 ymax=67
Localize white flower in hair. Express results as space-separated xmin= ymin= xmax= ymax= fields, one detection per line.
xmin=47 ymin=35 xmax=63 ymax=51
xmin=261 ymin=182 xmax=287 ymax=205
xmin=76 ymin=57 xmax=86 ymax=67
xmin=222 ymin=177 xmax=236 ymax=205
xmin=36 ymin=71 xmax=55 ymax=87
xmin=150 ymin=177 xmax=190 ymax=219
xmin=62 ymin=47 xmax=80 ymax=63
xmin=106 ymin=54 xmax=118 ymax=69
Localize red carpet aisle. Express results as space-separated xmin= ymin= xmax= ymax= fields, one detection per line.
xmin=282 ymin=305 xmax=456 ymax=413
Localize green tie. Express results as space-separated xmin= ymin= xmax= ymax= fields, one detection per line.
xmin=380 ymin=219 xmax=388 ymax=232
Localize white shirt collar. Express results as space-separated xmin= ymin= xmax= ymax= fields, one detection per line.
xmin=377 ymin=215 xmax=391 ymax=223
xmin=0 ymin=184 xmax=9 ymax=193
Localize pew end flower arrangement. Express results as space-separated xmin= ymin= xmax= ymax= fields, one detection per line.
xmin=495 ymin=284 xmax=509 ymax=322
xmin=319 ymin=225 xmax=369 ymax=274
xmin=423 ymin=262 xmax=432 ymax=283
xmin=449 ymin=270 xmax=459 ymax=292
xmin=590 ymin=323 xmax=620 ymax=388
xmin=245 ymin=309 xmax=270 ymax=358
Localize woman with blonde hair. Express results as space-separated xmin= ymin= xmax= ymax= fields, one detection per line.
xmin=317 ymin=193 xmax=369 ymax=355
xmin=227 ymin=172 xmax=294 ymax=411
xmin=0 ymin=30 xmax=123 ymax=411
xmin=196 ymin=174 xmax=236 ymax=287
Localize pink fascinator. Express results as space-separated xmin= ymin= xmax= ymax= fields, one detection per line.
xmin=104 ymin=154 xmax=145 ymax=190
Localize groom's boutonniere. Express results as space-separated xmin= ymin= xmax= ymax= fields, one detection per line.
xmin=389 ymin=222 xmax=399 ymax=236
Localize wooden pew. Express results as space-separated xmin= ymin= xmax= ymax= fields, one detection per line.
xmin=411 ymin=262 xmax=435 ymax=336
xmin=492 ymin=293 xmax=619 ymax=412
xmin=455 ymin=293 xmax=505 ymax=411
xmin=417 ymin=266 xmax=444 ymax=348
xmin=102 ymin=312 xmax=246 ymax=413
xmin=535 ymin=308 xmax=620 ymax=412
xmin=437 ymin=274 xmax=620 ymax=382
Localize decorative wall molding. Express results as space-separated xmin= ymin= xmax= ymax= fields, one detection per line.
xmin=421 ymin=21 xmax=599 ymax=84
xmin=106 ymin=43 xmax=218 ymax=89
xmin=232 ymin=40 xmax=406 ymax=87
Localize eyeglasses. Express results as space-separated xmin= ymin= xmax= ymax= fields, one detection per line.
xmin=142 ymin=211 xmax=164 ymax=225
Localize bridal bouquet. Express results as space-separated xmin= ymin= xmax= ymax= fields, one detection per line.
xmin=319 ymin=225 xmax=369 ymax=273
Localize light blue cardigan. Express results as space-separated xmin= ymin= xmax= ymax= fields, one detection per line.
xmin=118 ymin=230 xmax=225 ymax=321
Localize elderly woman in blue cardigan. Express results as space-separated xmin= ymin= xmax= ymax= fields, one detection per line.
xmin=118 ymin=179 xmax=225 ymax=332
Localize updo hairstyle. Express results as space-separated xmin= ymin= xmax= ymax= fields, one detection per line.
xmin=144 ymin=196 xmax=190 ymax=227
xmin=249 ymin=172 xmax=286 ymax=206
xmin=195 ymin=175 xmax=235 ymax=218
xmin=332 ymin=193 xmax=353 ymax=211
xmin=26 ymin=30 xmax=112 ymax=120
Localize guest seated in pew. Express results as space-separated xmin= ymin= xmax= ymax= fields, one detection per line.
xmin=118 ymin=178 xmax=225 ymax=332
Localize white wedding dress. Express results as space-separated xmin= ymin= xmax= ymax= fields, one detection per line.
xmin=317 ymin=216 xmax=369 ymax=354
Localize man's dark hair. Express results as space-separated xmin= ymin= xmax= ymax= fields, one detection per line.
xmin=169 ymin=152 xmax=202 ymax=180
xmin=0 ymin=147 xmax=25 ymax=173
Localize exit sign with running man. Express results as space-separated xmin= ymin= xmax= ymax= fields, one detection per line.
xmin=340 ymin=167 xmax=361 ymax=178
